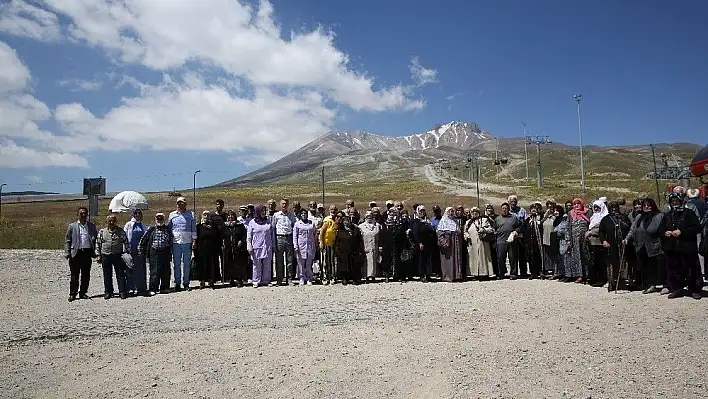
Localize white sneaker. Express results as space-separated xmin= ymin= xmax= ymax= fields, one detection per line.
xmin=306 ymin=281 xmax=313 ymax=286
xmin=253 ymin=283 xmax=259 ymax=288
xmin=149 ymin=291 xmax=157 ymax=296
xmin=660 ymin=287 xmax=670 ymax=295
xmin=299 ymin=279 xmax=306 ymax=285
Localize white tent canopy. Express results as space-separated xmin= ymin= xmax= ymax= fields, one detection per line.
xmin=108 ymin=191 xmax=149 ymax=213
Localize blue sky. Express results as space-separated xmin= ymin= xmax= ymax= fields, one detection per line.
xmin=0 ymin=0 xmax=706 ymax=194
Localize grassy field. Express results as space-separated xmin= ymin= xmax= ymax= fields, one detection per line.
xmin=0 ymin=174 xmax=680 ymax=249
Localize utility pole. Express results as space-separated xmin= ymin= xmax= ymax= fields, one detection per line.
xmin=523 ymin=122 xmax=529 ymax=180
xmin=193 ymin=170 xmax=201 ymax=213
xmin=574 ymin=94 xmax=585 ymax=189
xmin=650 ymin=144 xmax=662 ymax=206
xmin=0 ymin=183 xmax=6 ymax=219
xmin=468 ymin=151 xmax=481 ymax=208
xmin=321 ymin=166 xmax=325 ymax=206
xmin=526 ymin=135 xmax=552 ymax=188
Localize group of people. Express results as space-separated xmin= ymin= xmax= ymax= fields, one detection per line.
xmin=63 ymin=188 xmax=708 ymax=301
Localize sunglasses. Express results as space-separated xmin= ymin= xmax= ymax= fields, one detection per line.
xmin=79 ymin=211 xmax=88 ymax=215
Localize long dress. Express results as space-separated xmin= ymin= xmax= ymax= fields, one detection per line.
xmin=438 ymin=228 xmax=464 ymax=281
xmin=564 ymin=215 xmax=590 ymax=279
xmin=335 ymin=225 xmax=365 ymax=282
xmin=222 ymin=222 xmax=248 ymax=283
xmin=293 ymin=219 xmax=316 ymax=282
xmin=464 ymin=218 xmax=495 ymax=277
xmin=599 ymin=213 xmax=631 ymax=290
xmin=359 ymin=221 xmax=381 ymax=278
xmin=195 ymin=222 xmax=221 ymax=283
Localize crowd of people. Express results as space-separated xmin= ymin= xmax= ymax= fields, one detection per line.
xmin=63 ymin=187 xmax=708 ymax=301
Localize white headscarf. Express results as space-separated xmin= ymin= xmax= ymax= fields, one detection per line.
xmin=437 ymin=207 xmax=459 ymax=232
xmin=588 ymin=200 xmax=608 ymax=230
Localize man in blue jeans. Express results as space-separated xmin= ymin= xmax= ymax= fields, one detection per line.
xmin=168 ymin=197 xmax=197 ymax=291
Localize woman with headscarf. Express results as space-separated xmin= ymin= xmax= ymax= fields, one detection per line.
xmin=624 ymin=198 xmax=664 ymax=294
xmin=382 ymin=207 xmax=411 ymax=282
xmin=335 ymin=211 xmax=365 ymax=284
xmin=524 ymin=202 xmax=545 ymax=279
xmin=411 ymin=205 xmax=436 ymax=282
xmin=437 ymin=207 xmax=464 ymax=282
xmin=124 ymin=208 xmax=148 ymax=296
xmin=247 ymin=205 xmax=274 ymax=288
xmin=483 ymin=204 xmax=499 ymax=276
xmin=464 ymin=207 xmax=495 ymax=279
xmin=195 ymin=210 xmax=222 ymax=289
xmin=550 ymin=205 xmax=567 ymax=279
xmin=541 ymin=199 xmax=557 ymax=277
xmin=293 ymin=208 xmax=317 ymax=285
xmin=585 ymin=199 xmax=609 ymax=287
xmin=359 ymin=210 xmax=382 ymax=282
xmin=599 ymin=201 xmax=632 ymax=292
xmin=222 ymin=210 xmax=248 ymax=287
xmin=564 ymin=198 xmax=591 ymax=283
xmin=661 ymin=193 xmax=702 ymax=299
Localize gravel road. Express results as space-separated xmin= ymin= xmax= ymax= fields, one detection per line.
xmin=1 ymin=250 xmax=706 ymax=399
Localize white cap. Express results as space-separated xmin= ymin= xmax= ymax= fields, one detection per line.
xmin=176 ymin=197 xmax=186 ymax=203
xmin=317 ymin=203 xmax=324 ymax=209
xmin=385 ymin=200 xmax=393 ymax=205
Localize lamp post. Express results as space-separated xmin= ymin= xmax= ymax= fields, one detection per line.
xmin=193 ymin=170 xmax=201 ymax=213
xmin=523 ymin=122 xmax=529 ymax=180
xmin=0 ymin=183 xmax=6 ymax=219
xmin=650 ymin=144 xmax=662 ymax=206
xmin=574 ymin=94 xmax=585 ymax=189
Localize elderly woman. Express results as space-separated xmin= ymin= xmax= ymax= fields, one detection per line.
xmin=661 ymin=193 xmax=702 ymax=299
xmin=437 ymin=207 xmax=464 ymax=282
xmin=223 ymin=210 xmax=248 ymax=287
xmin=124 ymin=209 xmax=148 ymax=296
xmin=319 ymin=205 xmax=339 ymax=285
xmin=525 ymin=203 xmax=545 ymax=279
xmin=248 ymin=205 xmax=274 ymax=288
xmin=541 ymin=200 xmax=557 ymax=277
xmin=550 ymin=205 xmax=567 ymax=279
xmin=585 ymin=200 xmax=609 ymax=287
xmin=335 ymin=211 xmax=365 ymax=284
xmin=565 ymin=198 xmax=591 ymax=283
xmin=464 ymin=207 xmax=495 ymax=279
xmin=625 ymin=198 xmax=664 ymax=294
xmin=196 ymin=210 xmax=222 ymax=289
xmin=411 ymin=205 xmax=436 ymax=282
xmin=359 ymin=211 xmax=382 ymax=282
xmin=599 ymin=201 xmax=632 ymax=292
xmin=293 ymin=208 xmax=317 ymax=285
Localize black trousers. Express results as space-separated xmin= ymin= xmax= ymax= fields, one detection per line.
xmin=69 ymin=249 xmax=92 ymax=296
xmin=516 ymin=242 xmax=528 ymax=276
xmin=589 ymin=245 xmax=607 ymax=284
xmin=417 ymin=247 xmax=433 ymax=277
xmin=636 ymin=247 xmax=662 ymax=289
xmin=149 ymin=248 xmax=172 ymax=292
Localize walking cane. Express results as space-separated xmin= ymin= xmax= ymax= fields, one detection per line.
xmin=615 ymin=243 xmax=627 ymax=293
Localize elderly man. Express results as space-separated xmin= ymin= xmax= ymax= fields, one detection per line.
xmin=97 ymin=214 xmax=130 ymax=299
xmin=64 ymin=206 xmax=98 ymax=302
xmin=138 ymin=213 xmax=173 ymax=295
xmin=272 ymin=198 xmax=297 ymax=285
xmin=508 ymin=195 xmax=528 ymax=276
xmin=168 ymin=197 xmax=197 ymax=291
xmin=495 ymin=203 xmax=523 ymax=279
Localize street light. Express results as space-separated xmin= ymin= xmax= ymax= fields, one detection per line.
xmin=574 ymin=94 xmax=585 ymax=189
xmin=193 ymin=170 xmax=201 ymax=213
xmin=0 ymin=183 xmax=6 ymax=219
xmin=523 ymin=122 xmax=529 ymax=180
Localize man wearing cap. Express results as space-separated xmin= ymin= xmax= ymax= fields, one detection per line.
xmin=168 ymin=197 xmax=197 ymax=291
xmin=369 ymin=201 xmax=377 ymax=210
xmin=238 ymin=205 xmax=252 ymax=226
xmin=267 ymin=199 xmax=277 ymax=221
xmin=345 ymin=199 xmax=360 ymax=222
xmin=138 ymin=213 xmax=173 ymax=295
xmin=272 ymin=198 xmax=297 ymax=285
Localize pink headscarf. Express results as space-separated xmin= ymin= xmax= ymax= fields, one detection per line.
xmin=570 ymin=198 xmax=590 ymax=223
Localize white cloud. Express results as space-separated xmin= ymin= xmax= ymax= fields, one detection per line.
xmin=409 ymin=56 xmax=438 ymax=86
xmin=0 ymin=0 xmax=61 ymax=41
xmin=0 ymin=139 xmax=89 ymax=168
xmin=0 ymin=1 xmax=438 ymax=171
xmin=57 ymin=78 xmax=103 ymax=92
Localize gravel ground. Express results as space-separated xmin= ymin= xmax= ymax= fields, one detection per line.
xmin=1 ymin=249 xmax=706 ymax=399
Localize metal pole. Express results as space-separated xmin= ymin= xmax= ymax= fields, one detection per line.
xmin=574 ymin=94 xmax=585 ymax=189
xmin=650 ymin=145 xmax=661 ymax=206
xmin=475 ymin=161 xmax=480 ymax=208
xmin=0 ymin=183 xmax=6 ymax=219
xmin=321 ymin=166 xmax=325 ymax=206
xmin=523 ymin=122 xmax=529 ymax=180
xmin=193 ymin=169 xmax=201 ymax=213
xmin=536 ymin=142 xmax=543 ymax=188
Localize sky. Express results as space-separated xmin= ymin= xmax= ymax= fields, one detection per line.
xmin=0 ymin=0 xmax=707 ymax=194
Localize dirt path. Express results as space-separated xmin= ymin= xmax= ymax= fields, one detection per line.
xmin=1 ymin=250 xmax=707 ymax=398
xmin=422 ymin=165 xmax=514 ymax=203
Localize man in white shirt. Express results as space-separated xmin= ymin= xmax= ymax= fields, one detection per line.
xmin=272 ymin=198 xmax=297 ymax=285
xmin=167 ymin=197 xmax=197 ymax=291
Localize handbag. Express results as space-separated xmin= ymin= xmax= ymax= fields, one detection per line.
xmin=400 ymin=249 xmax=413 ymax=262
xmin=437 ymin=233 xmax=451 ymax=248
xmin=121 ymin=253 xmax=134 ymax=270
